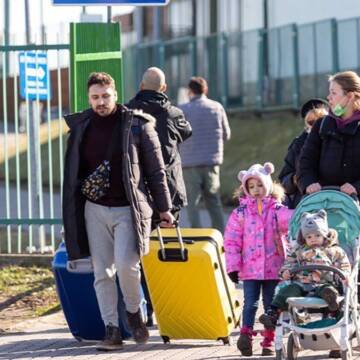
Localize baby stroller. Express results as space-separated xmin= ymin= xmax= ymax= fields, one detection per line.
xmin=274 ymin=188 xmax=360 ymax=360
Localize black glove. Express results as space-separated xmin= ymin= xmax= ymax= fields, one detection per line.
xmin=228 ymin=271 xmax=239 ymax=284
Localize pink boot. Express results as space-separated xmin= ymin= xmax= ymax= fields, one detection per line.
xmin=237 ymin=326 xmax=257 ymax=357
xmin=260 ymin=328 xmax=275 ymax=356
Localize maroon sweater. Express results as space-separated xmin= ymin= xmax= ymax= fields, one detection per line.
xmin=80 ymin=108 xmax=130 ymax=207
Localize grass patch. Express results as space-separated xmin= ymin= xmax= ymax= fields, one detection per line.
xmin=0 ymin=265 xmax=59 ymax=329
xmin=221 ymin=112 xmax=303 ymax=205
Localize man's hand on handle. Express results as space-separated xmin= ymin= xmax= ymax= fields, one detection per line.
xmin=159 ymin=211 xmax=175 ymax=228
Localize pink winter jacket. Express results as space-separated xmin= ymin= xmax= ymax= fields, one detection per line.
xmin=224 ymin=196 xmax=294 ymax=280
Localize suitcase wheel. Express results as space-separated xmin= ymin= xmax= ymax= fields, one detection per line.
xmin=74 ymin=336 xmax=83 ymax=342
xmin=218 ymin=336 xmax=231 ymax=345
xmin=161 ymin=335 xmax=170 ymax=344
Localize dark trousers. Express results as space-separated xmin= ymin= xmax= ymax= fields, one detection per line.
xmin=242 ymin=279 xmax=279 ymax=328
xmin=272 ymin=282 xmax=337 ymax=310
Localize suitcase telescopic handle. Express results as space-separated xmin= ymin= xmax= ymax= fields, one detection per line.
xmin=156 ymin=221 xmax=186 ymax=261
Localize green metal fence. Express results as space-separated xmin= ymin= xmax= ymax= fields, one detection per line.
xmin=123 ymin=17 xmax=360 ymax=110
xmin=0 ymin=44 xmax=68 ymax=254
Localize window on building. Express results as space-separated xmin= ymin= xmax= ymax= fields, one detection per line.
xmin=164 ymin=0 xmax=195 ymax=39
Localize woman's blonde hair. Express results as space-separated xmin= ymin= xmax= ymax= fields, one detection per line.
xmin=329 ymin=71 xmax=360 ymax=111
xmin=304 ymin=107 xmax=328 ymax=123
xmin=233 ymin=181 xmax=285 ymax=202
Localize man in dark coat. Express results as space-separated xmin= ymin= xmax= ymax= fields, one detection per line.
xmin=127 ymin=66 xmax=192 ymax=217
xmin=62 ymin=72 xmax=174 ymax=351
xmin=279 ymin=98 xmax=328 ymax=208
xmin=127 ymin=66 xmax=192 ymax=326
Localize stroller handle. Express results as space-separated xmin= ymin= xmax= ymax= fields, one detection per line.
xmin=290 ymin=264 xmax=346 ymax=280
xmin=321 ymin=185 xmax=358 ymax=202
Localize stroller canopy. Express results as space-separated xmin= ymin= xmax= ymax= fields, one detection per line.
xmin=289 ymin=190 xmax=360 ymax=263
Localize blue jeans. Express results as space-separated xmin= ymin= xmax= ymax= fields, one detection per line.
xmin=242 ymin=280 xmax=279 ymax=328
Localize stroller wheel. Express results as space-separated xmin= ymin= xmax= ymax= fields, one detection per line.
xmin=287 ymin=333 xmax=300 ymax=360
xmin=341 ymin=350 xmax=352 ymax=360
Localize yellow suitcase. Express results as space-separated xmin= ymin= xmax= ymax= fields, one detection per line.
xmin=142 ymin=226 xmax=241 ymax=344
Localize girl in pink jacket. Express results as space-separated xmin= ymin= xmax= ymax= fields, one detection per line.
xmin=224 ymin=162 xmax=293 ymax=357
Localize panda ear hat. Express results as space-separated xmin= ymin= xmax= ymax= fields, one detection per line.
xmin=237 ymin=162 xmax=275 ymax=197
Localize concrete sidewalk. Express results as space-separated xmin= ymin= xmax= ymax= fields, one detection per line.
xmin=1 ymin=307 xmax=358 ymax=359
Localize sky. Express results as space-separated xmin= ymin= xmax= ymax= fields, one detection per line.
xmin=2 ymin=0 xmax=135 ymax=43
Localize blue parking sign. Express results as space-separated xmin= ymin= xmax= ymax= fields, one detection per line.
xmin=19 ymin=52 xmax=51 ymax=101
xmin=53 ymin=0 xmax=168 ymax=4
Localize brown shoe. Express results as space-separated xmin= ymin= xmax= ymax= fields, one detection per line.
xmin=237 ymin=333 xmax=253 ymax=356
xmin=322 ymin=287 xmax=339 ymax=312
xmin=126 ymin=310 xmax=149 ymax=344
xmin=96 ymin=323 xmax=123 ymax=351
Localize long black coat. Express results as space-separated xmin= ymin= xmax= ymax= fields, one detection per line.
xmin=127 ymin=90 xmax=192 ymax=212
xmin=298 ymin=115 xmax=360 ymax=194
xmin=278 ymin=130 xmax=308 ymax=208
xmin=62 ymin=106 xmax=172 ymax=260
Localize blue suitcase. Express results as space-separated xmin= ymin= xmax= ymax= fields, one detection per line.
xmin=52 ymin=242 xmax=146 ymax=341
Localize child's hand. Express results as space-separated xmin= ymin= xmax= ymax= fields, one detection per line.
xmin=228 ymin=271 xmax=239 ymax=284
xmin=342 ymin=278 xmax=349 ymax=287
xmin=282 ymin=270 xmax=291 ymax=280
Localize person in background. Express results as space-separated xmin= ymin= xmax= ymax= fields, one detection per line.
xmin=279 ymin=98 xmax=329 ymax=208
xmin=224 ymin=162 xmax=293 ymax=357
xmin=179 ymin=76 xmax=231 ymax=233
xmin=127 ymin=67 xmax=192 ymax=327
xmin=298 ymin=71 xmax=360 ymax=197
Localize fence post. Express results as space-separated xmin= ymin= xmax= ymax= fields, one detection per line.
xmin=70 ymin=22 xmax=124 ymax=112
xmin=292 ymin=24 xmax=300 ymax=110
xmin=256 ymin=29 xmax=265 ymax=111
xmin=218 ymin=32 xmax=228 ymax=108
xmin=331 ymin=18 xmax=339 ymax=73
xmin=188 ymin=37 xmax=197 ymax=77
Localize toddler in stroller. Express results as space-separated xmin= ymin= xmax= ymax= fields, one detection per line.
xmin=261 ymin=190 xmax=360 ymax=359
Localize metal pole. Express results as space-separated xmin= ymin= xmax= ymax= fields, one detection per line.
xmin=107 ymin=6 xmax=112 ymax=23
xmin=262 ymin=0 xmax=269 ymax=104
xmin=24 ymin=0 xmax=31 ymax=44
xmin=4 ymin=0 xmax=10 ymax=74
xmin=153 ymin=7 xmax=161 ymax=41
xmin=40 ymin=0 xmax=45 ymax=44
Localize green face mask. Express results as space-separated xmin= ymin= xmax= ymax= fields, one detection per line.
xmin=333 ymin=103 xmax=347 ymax=117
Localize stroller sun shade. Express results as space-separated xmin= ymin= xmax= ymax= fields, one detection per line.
xmin=289 ymin=190 xmax=360 ymax=265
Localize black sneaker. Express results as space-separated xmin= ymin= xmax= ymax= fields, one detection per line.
xmin=126 ymin=310 xmax=149 ymax=344
xmin=96 ymin=323 xmax=123 ymax=351
xmin=261 ymin=347 xmax=274 ymax=356
xmin=259 ymin=311 xmax=278 ymax=330
xmin=146 ymin=315 xmax=154 ymax=327
xmin=329 ymin=349 xmax=341 ymax=358
xmin=322 ymin=287 xmax=339 ymax=312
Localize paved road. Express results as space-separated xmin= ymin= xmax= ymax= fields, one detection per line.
xmin=1 ymin=300 xmax=358 ymax=360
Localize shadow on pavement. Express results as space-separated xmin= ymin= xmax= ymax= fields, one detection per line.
xmin=0 ymin=337 xmax=229 ymax=359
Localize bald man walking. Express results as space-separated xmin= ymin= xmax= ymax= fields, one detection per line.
xmin=128 ymin=67 xmax=192 ymax=217
xmin=127 ymin=67 xmax=192 ymax=325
